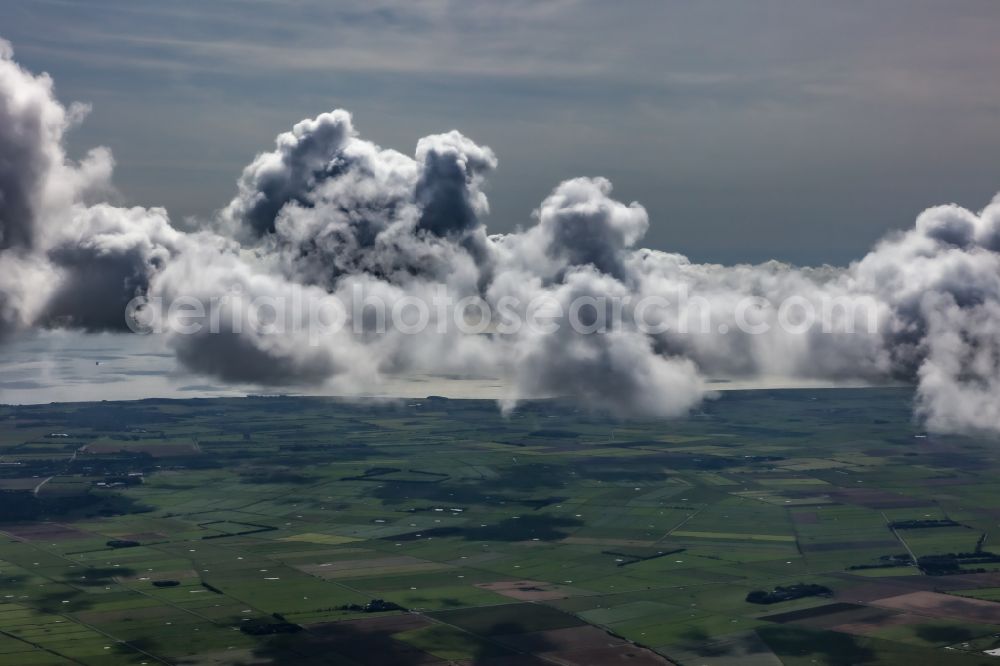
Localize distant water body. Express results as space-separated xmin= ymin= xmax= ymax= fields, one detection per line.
xmin=0 ymin=331 xmax=893 ymax=406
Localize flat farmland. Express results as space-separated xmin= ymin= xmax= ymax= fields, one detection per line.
xmin=1 ymin=389 xmax=1000 ymax=663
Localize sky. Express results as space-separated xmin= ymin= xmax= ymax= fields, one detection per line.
xmin=2 ymin=0 xmax=999 ymax=265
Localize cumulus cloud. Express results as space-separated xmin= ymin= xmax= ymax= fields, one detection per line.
xmin=149 ymin=244 xmax=378 ymax=387
xmin=0 ymin=40 xmax=185 ymax=340
xmin=413 ymin=130 xmax=497 ymax=237
xmin=519 ymin=177 xmax=648 ymax=282
xmin=223 ymin=110 xmax=361 ymax=239
xmin=221 ymin=109 xmax=497 ymax=293
xmin=3 ymin=40 xmax=1000 ymax=434
xmin=0 ymin=37 xmax=61 ymax=251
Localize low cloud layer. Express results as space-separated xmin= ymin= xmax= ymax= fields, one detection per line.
xmin=2 ymin=40 xmax=999 ymax=434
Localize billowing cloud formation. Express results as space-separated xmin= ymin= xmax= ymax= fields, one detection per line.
xmin=221 ymin=109 xmax=496 ymax=290
xmin=0 ymin=41 xmax=186 ymax=339
xmin=2 ymin=40 xmax=1000 ymax=433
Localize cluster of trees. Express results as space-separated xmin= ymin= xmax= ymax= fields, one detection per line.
xmin=239 ymin=618 xmax=302 ymax=636
xmin=917 ymin=551 xmax=1000 ymax=575
xmin=746 ymin=583 xmax=832 ymax=605
xmin=106 ymin=539 xmax=140 ymax=549
xmin=888 ymin=519 xmax=961 ymax=529
xmin=0 ymin=489 xmax=149 ymax=522
xmin=848 ymin=553 xmax=913 ymax=571
xmin=338 ymin=599 xmax=406 ymax=613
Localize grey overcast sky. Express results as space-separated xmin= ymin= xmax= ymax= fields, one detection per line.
xmin=1 ymin=0 xmax=998 ymax=265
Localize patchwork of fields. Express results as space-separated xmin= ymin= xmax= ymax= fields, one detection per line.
xmin=1 ymin=389 xmax=1000 ymax=664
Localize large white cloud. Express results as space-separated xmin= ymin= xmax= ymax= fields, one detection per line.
xmin=3 ymin=39 xmax=1000 ymax=433
xmin=0 ymin=40 xmax=187 ymax=339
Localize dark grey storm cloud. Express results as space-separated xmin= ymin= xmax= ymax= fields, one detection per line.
xmin=3 ymin=37 xmax=1000 ymax=434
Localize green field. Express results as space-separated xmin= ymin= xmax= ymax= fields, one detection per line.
xmin=1 ymin=388 xmax=1000 ymax=664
